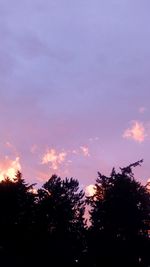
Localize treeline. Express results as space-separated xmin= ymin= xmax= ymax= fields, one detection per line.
xmin=0 ymin=160 xmax=150 ymax=267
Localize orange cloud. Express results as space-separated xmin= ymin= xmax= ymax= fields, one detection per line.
xmin=0 ymin=156 xmax=21 ymax=182
xmin=42 ymin=149 xmax=67 ymax=170
xmin=123 ymin=121 xmax=146 ymax=143
xmin=85 ymin=184 xmax=96 ymax=197
xmin=80 ymin=146 xmax=90 ymax=157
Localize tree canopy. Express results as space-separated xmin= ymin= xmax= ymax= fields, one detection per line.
xmin=0 ymin=161 xmax=149 ymax=267
xmin=87 ymin=160 xmax=150 ymax=267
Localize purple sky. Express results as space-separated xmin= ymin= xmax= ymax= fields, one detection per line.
xmin=0 ymin=0 xmax=150 ymax=188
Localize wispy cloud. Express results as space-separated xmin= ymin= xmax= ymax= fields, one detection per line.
xmin=5 ymin=141 xmax=18 ymax=156
xmin=123 ymin=121 xmax=147 ymax=143
xmin=89 ymin=137 xmax=99 ymax=142
xmin=80 ymin=146 xmax=90 ymax=157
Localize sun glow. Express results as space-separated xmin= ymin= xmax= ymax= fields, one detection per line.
xmin=85 ymin=184 xmax=96 ymax=197
xmin=0 ymin=157 xmax=21 ymax=182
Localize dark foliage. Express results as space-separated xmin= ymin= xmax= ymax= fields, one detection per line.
xmin=35 ymin=175 xmax=86 ymax=267
xmin=0 ymin=161 xmax=149 ymax=267
xmin=87 ymin=160 xmax=150 ymax=267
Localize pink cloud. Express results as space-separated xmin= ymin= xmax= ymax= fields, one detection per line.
xmin=42 ymin=149 xmax=67 ymax=170
xmin=80 ymin=146 xmax=90 ymax=157
xmin=5 ymin=141 xmax=18 ymax=156
xmin=123 ymin=121 xmax=147 ymax=143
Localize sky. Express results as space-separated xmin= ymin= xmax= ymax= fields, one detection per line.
xmin=0 ymin=0 xmax=150 ymax=190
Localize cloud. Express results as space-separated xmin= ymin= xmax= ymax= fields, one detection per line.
xmin=42 ymin=149 xmax=67 ymax=170
xmin=89 ymin=137 xmax=99 ymax=142
xmin=123 ymin=121 xmax=147 ymax=143
xmin=80 ymin=146 xmax=90 ymax=157
xmin=40 ymin=144 xmax=91 ymax=178
xmin=5 ymin=141 xmax=19 ymax=156
xmin=72 ymin=145 xmax=90 ymax=157
xmin=0 ymin=156 xmax=21 ymax=182
xmin=85 ymin=184 xmax=96 ymax=197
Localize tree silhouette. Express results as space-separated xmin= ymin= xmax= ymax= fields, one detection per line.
xmin=36 ymin=175 xmax=86 ymax=267
xmin=87 ymin=160 xmax=150 ymax=267
xmin=0 ymin=162 xmax=149 ymax=267
xmin=0 ymin=172 xmax=36 ymax=266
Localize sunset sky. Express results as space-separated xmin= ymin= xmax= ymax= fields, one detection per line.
xmin=0 ymin=0 xmax=150 ymax=189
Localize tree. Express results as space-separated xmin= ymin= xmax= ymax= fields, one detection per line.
xmin=36 ymin=175 xmax=86 ymax=267
xmin=87 ymin=160 xmax=150 ymax=267
xmin=0 ymin=172 xmax=37 ymax=266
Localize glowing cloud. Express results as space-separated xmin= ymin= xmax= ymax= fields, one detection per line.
xmin=42 ymin=149 xmax=67 ymax=170
xmin=85 ymin=184 xmax=96 ymax=197
xmin=123 ymin=121 xmax=146 ymax=143
xmin=80 ymin=146 xmax=90 ymax=157
xmin=0 ymin=157 xmax=21 ymax=182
